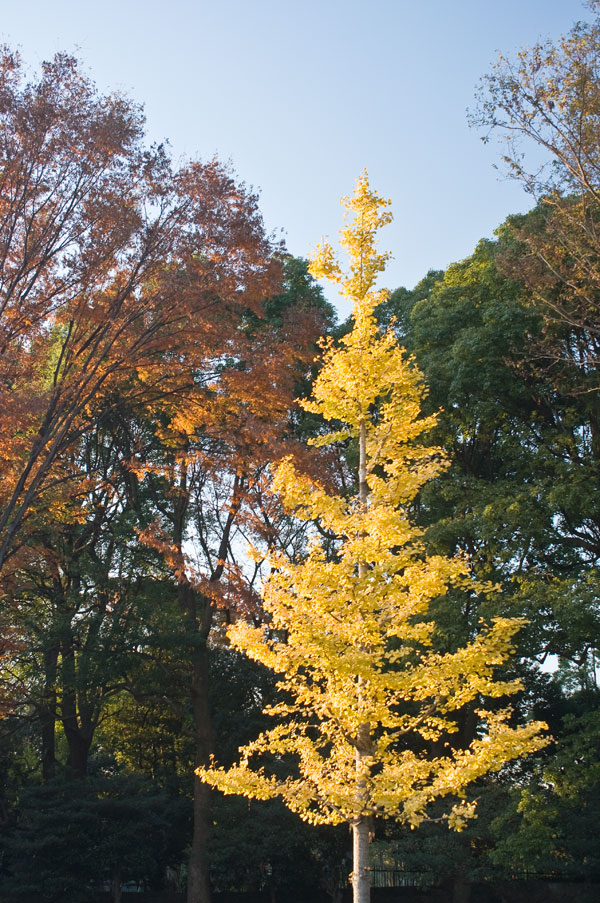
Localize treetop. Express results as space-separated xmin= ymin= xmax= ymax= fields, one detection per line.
xmin=308 ymin=170 xmax=393 ymax=312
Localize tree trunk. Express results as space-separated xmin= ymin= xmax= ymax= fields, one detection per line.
xmin=40 ymin=643 xmax=58 ymax=781
xmin=112 ymin=867 xmax=122 ymax=903
xmin=63 ymin=726 xmax=92 ymax=779
xmin=188 ymin=776 xmax=212 ymax=903
xmin=173 ymin=465 xmax=240 ymax=903
xmin=185 ymin=588 xmax=214 ymax=903
xmin=352 ymin=420 xmax=372 ymax=903
xmin=60 ymin=633 xmax=93 ymax=779
xmin=352 ymin=816 xmax=371 ymax=903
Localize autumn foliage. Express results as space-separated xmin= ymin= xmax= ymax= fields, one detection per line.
xmin=0 ymin=48 xmax=295 ymax=579
xmin=1 ymin=32 xmax=593 ymax=903
xmin=198 ymin=174 xmax=548 ymax=903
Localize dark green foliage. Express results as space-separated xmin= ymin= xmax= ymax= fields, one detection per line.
xmin=265 ymin=256 xmax=336 ymax=329
xmin=210 ymin=795 xmax=347 ymax=898
xmin=376 ymin=209 xmax=600 ymax=886
xmin=2 ymin=772 xmax=189 ymax=901
xmin=490 ymin=702 xmax=600 ymax=880
xmin=383 ymin=220 xmax=600 ymax=663
xmin=208 ymin=647 xmax=348 ymax=897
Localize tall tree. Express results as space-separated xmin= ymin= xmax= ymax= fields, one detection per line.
xmin=385 ymin=228 xmax=600 ymax=668
xmin=0 ymin=47 xmax=336 ymax=903
xmin=199 ymin=173 xmax=547 ymax=903
xmin=128 ymin=254 xmax=331 ymax=903
xmin=0 ymin=49 xmax=281 ymax=577
xmin=472 ymin=1 xmax=600 ymax=385
xmin=0 ymin=412 xmax=166 ymax=781
xmin=379 ymin=222 xmax=600 ymax=896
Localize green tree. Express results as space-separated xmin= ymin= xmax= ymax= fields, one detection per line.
xmin=3 ymin=771 xmax=188 ymax=903
xmin=379 ymin=219 xmax=600 ymax=894
xmin=472 ymin=1 xmax=600 ymax=385
xmin=490 ymin=705 xmax=600 ymax=887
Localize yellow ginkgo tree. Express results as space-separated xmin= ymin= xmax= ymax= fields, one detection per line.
xmin=198 ymin=173 xmax=547 ymax=903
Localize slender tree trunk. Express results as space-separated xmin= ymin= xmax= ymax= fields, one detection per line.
xmin=60 ymin=632 xmax=93 ymax=779
xmin=183 ymin=586 xmax=214 ymax=903
xmin=188 ymin=775 xmax=212 ymax=903
xmin=173 ymin=463 xmax=241 ymax=903
xmin=358 ymin=416 xmax=368 ymax=513
xmin=40 ymin=643 xmax=58 ymax=781
xmin=352 ymin=420 xmax=372 ymax=903
xmin=170 ymin=467 xmax=214 ymax=903
xmin=112 ymin=867 xmax=122 ymax=903
xmin=352 ymin=816 xmax=371 ymax=903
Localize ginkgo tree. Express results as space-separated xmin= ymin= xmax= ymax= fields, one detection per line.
xmin=198 ymin=173 xmax=547 ymax=903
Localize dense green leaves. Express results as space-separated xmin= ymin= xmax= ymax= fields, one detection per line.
xmin=373 ymin=212 xmax=600 ymax=893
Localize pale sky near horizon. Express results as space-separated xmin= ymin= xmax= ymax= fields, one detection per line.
xmin=0 ymin=0 xmax=591 ymax=316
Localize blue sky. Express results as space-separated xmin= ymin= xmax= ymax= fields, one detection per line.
xmin=0 ymin=0 xmax=590 ymax=315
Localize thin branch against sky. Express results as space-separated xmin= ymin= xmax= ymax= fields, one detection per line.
xmin=0 ymin=0 xmax=590 ymax=314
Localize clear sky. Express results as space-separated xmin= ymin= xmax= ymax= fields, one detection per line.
xmin=0 ymin=0 xmax=591 ymax=315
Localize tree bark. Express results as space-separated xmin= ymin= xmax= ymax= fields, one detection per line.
xmin=112 ymin=867 xmax=123 ymax=903
xmin=352 ymin=816 xmax=371 ymax=903
xmin=188 ymin=775 xmax=212 ymax=903
xmin=40 ymin=643 xmax=58 ymax=781
xmin=63 ymin=729 xmax=92 ymax=779
xmin=352 ymin=420 xmax=372 ymax=903
xmin=182 ymin=585 xmax=214 ymax=903
xmin=173 ymin=462 xmax=243 ymax=903
xmin=60 ymin=630 xmax=94 ymax=779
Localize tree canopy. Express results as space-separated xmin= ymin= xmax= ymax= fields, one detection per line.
xmin=198 ymin=173 xmax=547 ymax=903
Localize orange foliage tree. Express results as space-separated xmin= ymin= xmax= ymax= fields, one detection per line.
xmin=0 ymin=49 xmax=332 ymax=903
xmin=0 ymin=49 xmax=282 ymax=578
xmin=131 ymin=260 xmax=331 ymax=903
